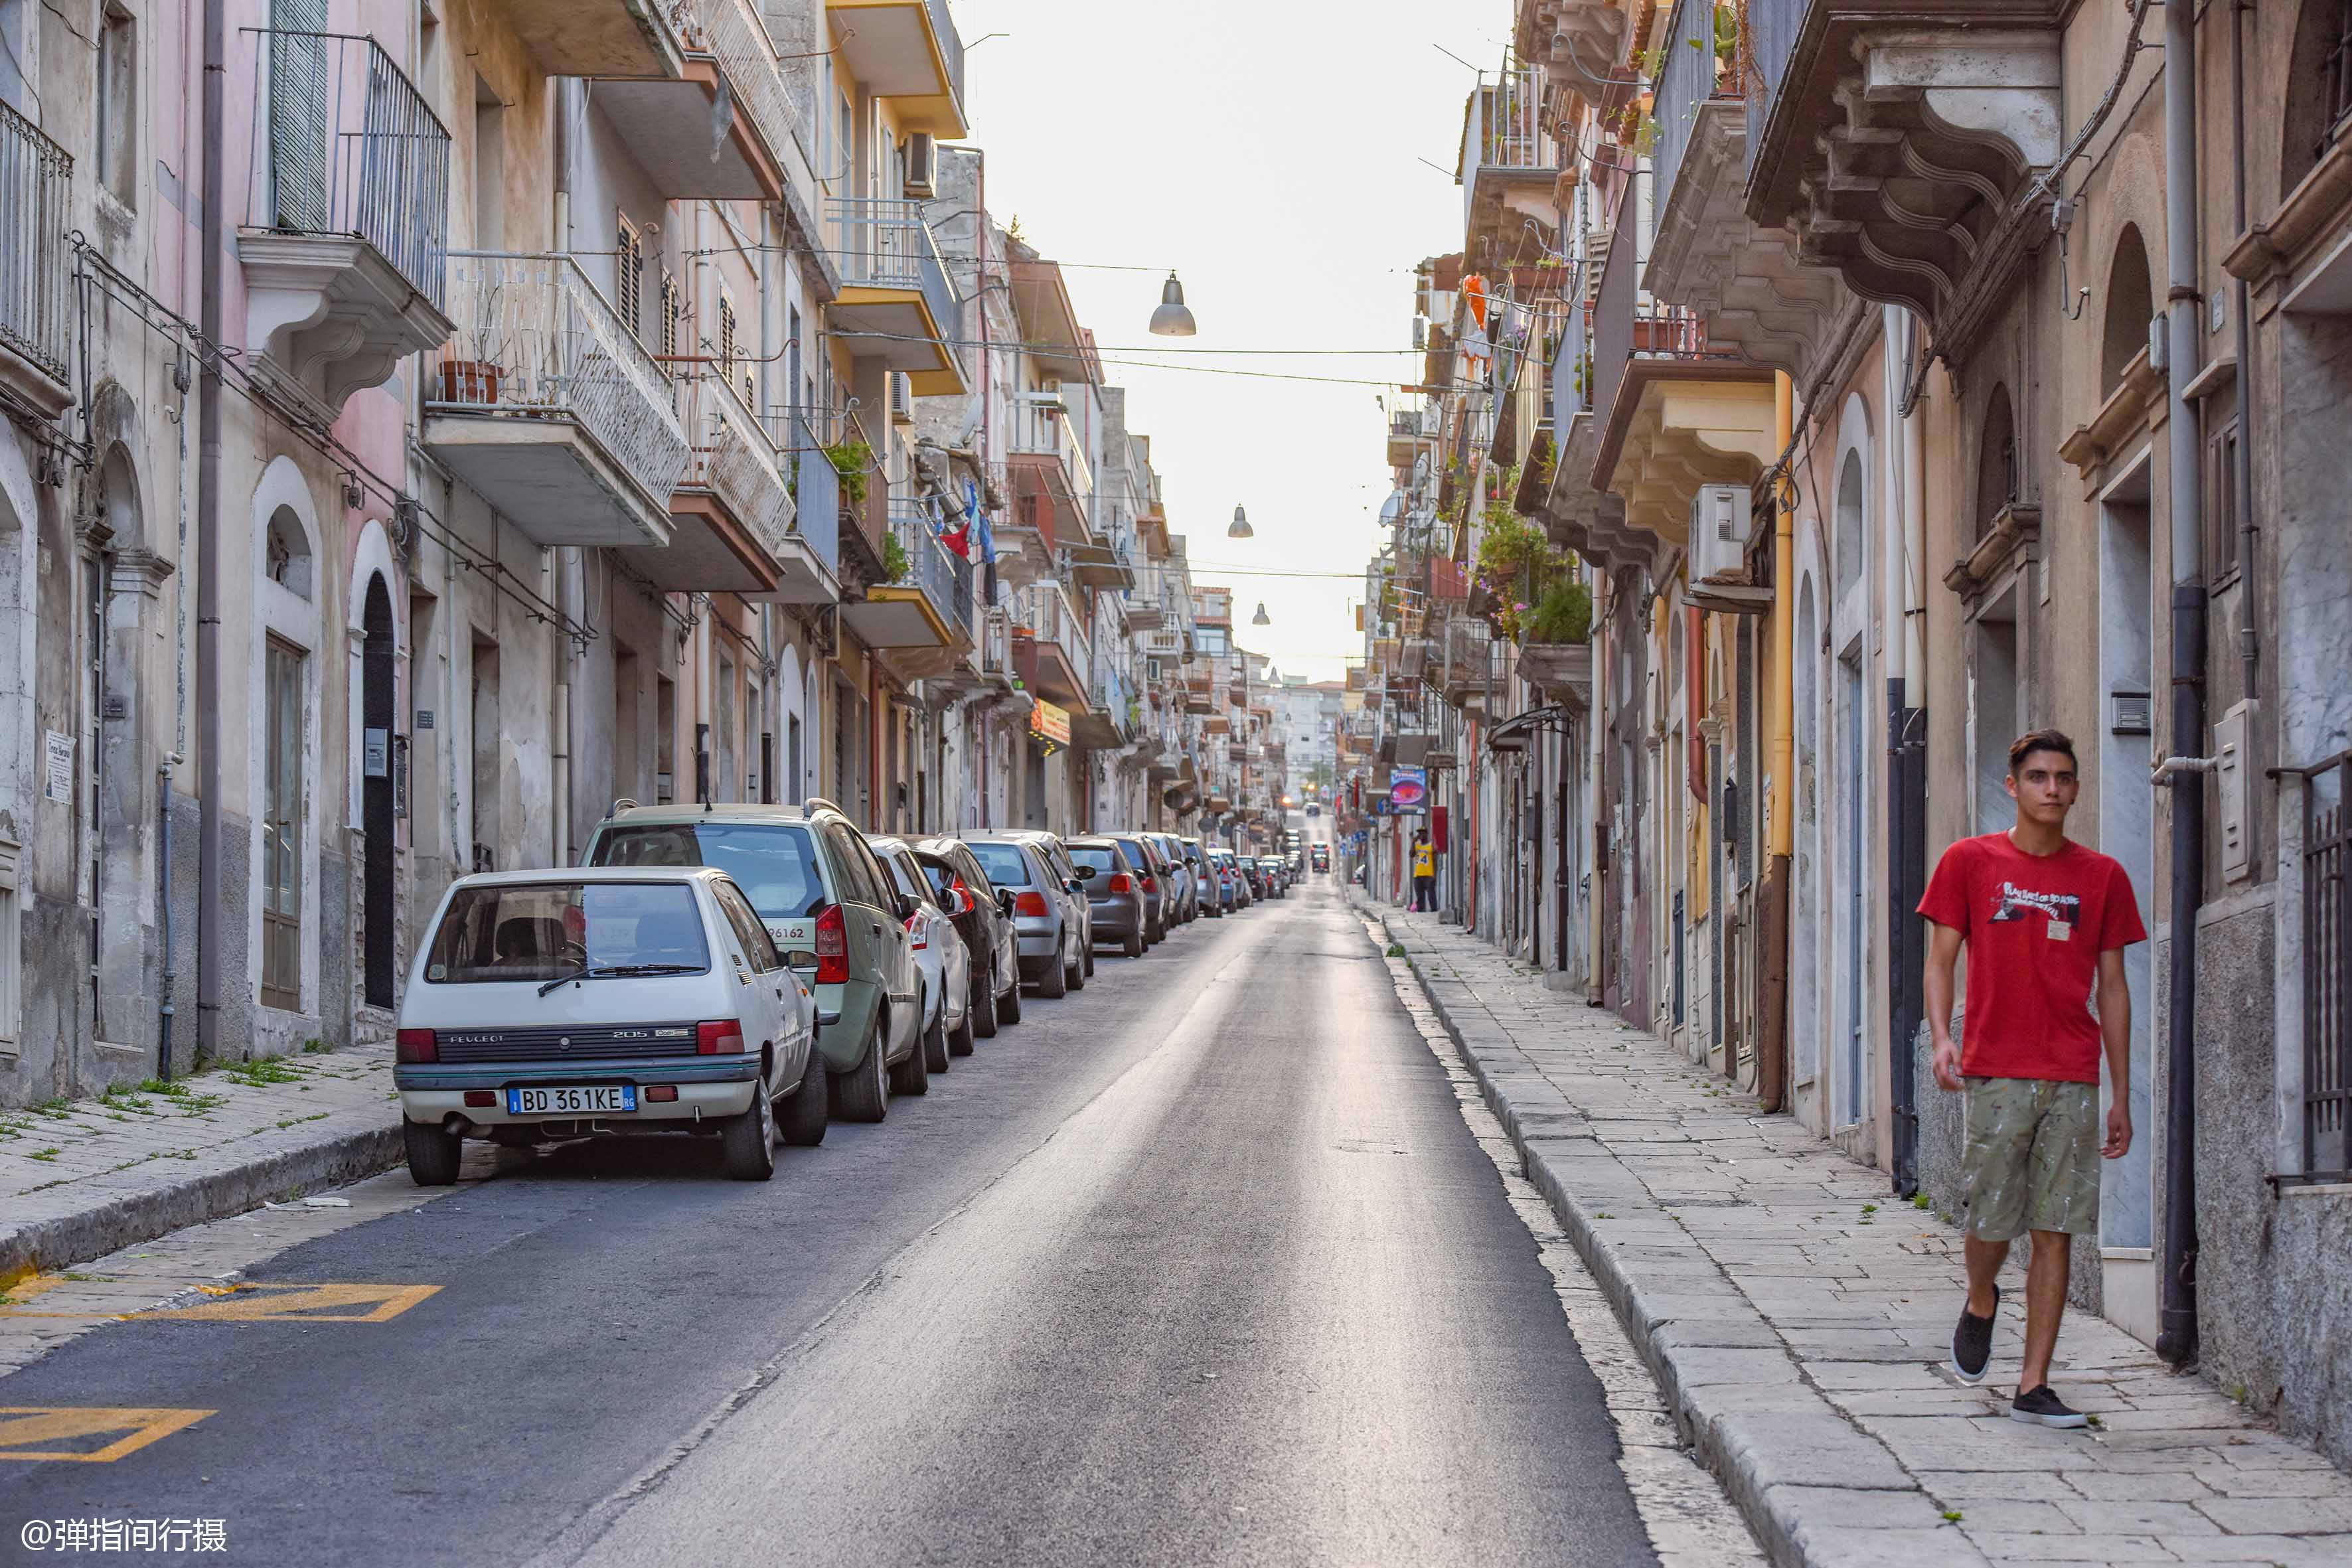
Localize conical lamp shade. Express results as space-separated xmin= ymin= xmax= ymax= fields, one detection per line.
xmin=1228 ymin=504 xmax=1253 ymax=539
xmin=1148 ymin=273 xmax=1197 ymax=337
xmin=1252 ymin=602 xmax=1271 ymax=626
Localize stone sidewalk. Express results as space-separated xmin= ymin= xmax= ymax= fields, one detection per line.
xmin=0 ymin=1046 xmax=402 ymax=1286
xmin=1364 ymin=900 xmax=2352 ymax=1568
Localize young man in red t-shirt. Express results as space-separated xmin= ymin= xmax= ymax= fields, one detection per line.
xmin=1919 ymin=729 xmax=2146 ymax=1429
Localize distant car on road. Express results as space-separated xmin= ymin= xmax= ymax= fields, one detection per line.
xmin=394 ymin=867 xmax=829 ymax=1184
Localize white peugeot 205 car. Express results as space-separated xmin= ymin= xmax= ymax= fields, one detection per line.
xmin=393 ymin=867 xmax=832 ymax=1185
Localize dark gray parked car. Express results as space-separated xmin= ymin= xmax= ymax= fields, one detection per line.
xmin=1109 ymin=834 xmax=1172 ymax=942
xmin=1067 ymin=837 xmax=1148 ymax=957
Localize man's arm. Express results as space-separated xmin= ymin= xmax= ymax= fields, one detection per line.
xmin=2098 ymin=947 xmax=2132 ymax=1158
xmin=1925 ymin=921 xmax=1964 ymax=1091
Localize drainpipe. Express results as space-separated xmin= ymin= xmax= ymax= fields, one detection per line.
xmin=552 ymin=84 xmax=575 ymax=862
xmin=2229 ymin=0 xmax=2258 ymax=694
xmin=1889 ymin=309 xmax=1930 ymax=1197
xmin=2157 ymin=0 xmax=2208 ymax=1370
xmin=156 ymin=753 xmax=182 ymax=1081
xmin=195 ymin=0 xmax=224 ymax=1064
xmin=1759 ymin=373 xmax=1796 ymax=1113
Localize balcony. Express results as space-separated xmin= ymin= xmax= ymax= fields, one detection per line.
xmin=1004 ymin=395 xmax=1095 ymax=554
xmin=0 ymin=100 xmax=71 ymax=416
xmin=1386 ymin=406 xmax=1439 ymax=468
xmin=615 ymin=374 xmax=832 ymax=602
xmin=828 ymin=198 xmax=965 ymax=394
xmin=1074 ymin=666 xmax=1138 ymax=751
xmin=238 ymin=31 xmax=453 ymax=419
xmin=1514 ymin=0 xmax=1629 ymax=102
xmin=1589 ymin=202 xmax=1776 ymax=570
xmin=826 ymin=0 xmax=969 ymax=138
xmin=424 ymin=251 xmax=689 ymax=549
xmin=1743 ymin=0 xmax=2063 ymax=343
xmin=843 ymin=500 xmax=970 ymax=650
xmin=588 ymin=0 xmax=796 ymax=201
xmin=493 ymin=0 xmax=682 ymax=76
xmin=785 ymin=410 xmax=843 ymax=596
xmin=1458 ymin=66 xmax=1562 ymax=264
xmin=1442 ymin=617 xmax=1495 ymax=706
xmin=1063 ymin=536 xmax=1135 ymax=592
xmin=1646 ymin=0 xmax=1845 ymax=379
xmin=1013 ymin=582 xmax=1093 ymax=714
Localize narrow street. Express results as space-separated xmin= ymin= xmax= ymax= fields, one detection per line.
xmin=0 ymin=884 xmax=1682 ymax=1567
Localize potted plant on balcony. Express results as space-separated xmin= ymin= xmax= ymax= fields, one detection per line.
xmin=439 ymin=356 xmax=503 ymax=405
xmin=1516 ymin=578 xmax=1594 ymax=697
xmin=825 ymin=438 xmax=872 ymax=507
xmin=882 ymin=532 xmax=910 ymax=585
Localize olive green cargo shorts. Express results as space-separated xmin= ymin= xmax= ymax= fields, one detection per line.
xmin=1959 ymin=1077 xmax=2102 ymax=1241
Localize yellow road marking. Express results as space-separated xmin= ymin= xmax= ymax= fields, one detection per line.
xmin=139 ymin=1282 xmax=441 ymax=1323
xmin=0 ymin=1407 xmax=213 ymax=1462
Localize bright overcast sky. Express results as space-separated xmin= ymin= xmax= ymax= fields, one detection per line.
xmin=954 ymin=0 xmax=1509 ymax=682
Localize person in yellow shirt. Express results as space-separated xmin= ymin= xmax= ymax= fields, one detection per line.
xmin=1410 ymin=829 xmax=1437 ymax=912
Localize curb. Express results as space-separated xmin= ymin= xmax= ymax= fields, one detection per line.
xmin=1358 ymin=898 xmax=1984 ymax=1568
xmin=0 ymin=1119 xmax=404 ymax=1285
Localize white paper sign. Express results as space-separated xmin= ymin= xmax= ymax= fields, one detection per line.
xmin=42 ymin=731 xmax=73 ymax=803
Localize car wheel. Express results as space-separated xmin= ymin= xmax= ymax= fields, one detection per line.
xmin=403 ymin=1119 xmax=462 ymax=1187
xmin=830 ymin=1017 xmax=888 ymax=1123
xmin=1037 ymin=942 xmax=1068 ymax=997
xmin=720 ymin=1078 xmax=777 ymax=1181
xmin=921 ymin=1006 xmax=951 ymax=1073
xmin=971 ymin=968 xmax=1000 ymax=1038
xmin=779 ymin=1054 xmax=828 ymax=1147
xmin=949 ymin=994 xmax=977 ymax=1056
xmin=998 ymin=977 xmax=1024 ymax=1024
xmin=1124 ymin=929 xmax=1144 ymax=958
xmin=888 ymin=1011 xmax=929 ymax=1095
xmin=1082 ymin=945 xmax=1095 ymax=979
xmin=1065 ymin=947 xmax=1085 ymax=991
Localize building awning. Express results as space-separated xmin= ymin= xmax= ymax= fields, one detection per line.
xmin=1486 ymin=703 xmax=1570 ymax=753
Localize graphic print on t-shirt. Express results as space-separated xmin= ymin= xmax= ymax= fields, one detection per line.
xmin=1988 ymin=881 xmax=2082 ymax=925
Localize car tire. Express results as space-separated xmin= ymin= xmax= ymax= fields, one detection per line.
xmin=921 ymin=1008 xmax=951 ymax=1073
xmin=1082 ymin=945 xmax=1095 ymax=978
xmin=1065 ymin=949 xmax=1085 ymax=991
xmin=971 ymin=968 xmax=1000 ymax=1038
xmin=1038 ymin=943 xmax=1068 ymax=997
xmin=831 ymin=1018 xmax=889 ymax=1124
xmin=998 ymin=977 xmax=1024 ymax=1024
xmin=720 ymin=1081 xmax=777 ymax=1181
xmin=402 ymin=1119 xmax=462 ymax=1187
xmin=948 ymin=996 xmax=977 ymax=1057
xmin=779 ymin=1055 xmax=828 ymax=1147
xmin=888 ymin=1012 xmax=929 ymax=1096
xmin=1123 ymin=929 xmax=1144 ymax=958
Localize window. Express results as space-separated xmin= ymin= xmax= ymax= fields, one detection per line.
xmin=424 ymin=881 xmax=710 ymax=984
xmin=264 ymin=505 xmax=311 ymax=597
xmin=262 ymin=637 xmax=304 ymax=1010
xmin=617 ymin=215 xmax=643 ymax=343
xmin=589 ymin=821 xmax=828 ymax=919
xmin=2207 ymin=399 xmax=2242 ymax=584
xmin=712 ymin=880 xmax=781 ymax=972
xmin=660 ymin=269 xmax=681 ymax=361
xmin=720 ymin=291 xmax=740 ymax=388
xmin=97 ymin=2 xmax=135 ymax=205
xmin=967 ymin=842 xmax=1032 ymax=888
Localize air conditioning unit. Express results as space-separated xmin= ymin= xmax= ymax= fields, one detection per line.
xmin=890 ymin=372 xmax=913 ymax=424
xmin=903 ymin=131 xmax=937 ymax=198
xmin=1687 ymin=483 xmax=1750 ymax=585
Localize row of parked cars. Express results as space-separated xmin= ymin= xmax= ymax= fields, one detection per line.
xmin=390 ymin=797 xmax=1298 ymax=1184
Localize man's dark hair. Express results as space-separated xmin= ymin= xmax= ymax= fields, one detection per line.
xmin=2007 ymin=728 xmax=2078 ymax=776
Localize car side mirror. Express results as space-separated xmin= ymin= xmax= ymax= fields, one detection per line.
xmin=896 ymin=893 xmax=920 ymax=922
xmin=1067 ymin=878 xmax=1085 ymax=896
xmin=996 ymin=888 xmax=1016 ymax=917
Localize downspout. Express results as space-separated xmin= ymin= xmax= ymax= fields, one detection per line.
xmin=195 ymin=0 xmax=224 ymax=1065
xmin=1889 ymin=309 xmax=1929 ymax=1197
xmin=2157 ymin=0 xmax=2208 ymax=1370
xmin=1759 ymin=373 xmax=1796 ymax=1113
xmin=156 ymin=754 xmax=181 ymax=1081
xmin=552 ymin=82 xmax=575 ymax=864
xmin=2229 ymin=0 xmax=2258 ymax=694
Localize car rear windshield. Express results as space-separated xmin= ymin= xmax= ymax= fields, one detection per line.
xmin=425 ymin=882 xmax=709 ymax=984
xmin=1067 ymin=845 xmax=1120 ymax=878
xmin=589 ymin=823 xmax=826 ymax=919
xmin=967 ymin=842 xmax=1032 ymax=888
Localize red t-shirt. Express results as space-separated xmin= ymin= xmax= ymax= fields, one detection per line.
xmin=1917 ymin=833 xmax=2148 ymax=1083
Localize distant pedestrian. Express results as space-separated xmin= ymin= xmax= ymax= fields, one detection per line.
xmin=1410 ymin=829 xmax=1437 ymax=912
xmin=1920 ymin=729 xmax=2144 ymax=1430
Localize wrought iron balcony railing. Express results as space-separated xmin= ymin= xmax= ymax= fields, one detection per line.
xmin=668 ymin=0 xmax=799 ymax=179
xmin=246 ymin=29 xmax=450 ymax=309
xmin=676 ymin=371 xmax=795 ymax=552
xmin=829 ymin=196 xmax=960 ymax=339
xmin=431 ymin=250 xmax=690 ymax=511
xmin=0 ymin=99 xmax=69 ymax=386
xmin=889 ymin=499 xmax=973 ymax=637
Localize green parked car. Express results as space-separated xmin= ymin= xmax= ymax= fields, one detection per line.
xmin=582 ymin=799 xmax=925 ymax=1121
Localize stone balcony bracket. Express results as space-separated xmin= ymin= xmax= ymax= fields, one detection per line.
xmin=1757 ymin=27 xmax=2061 ymax=330
xmin=1648 ymin=100 xmax=1849 ymax=381
xmin=1598 ymin=374 xmax=1778 ymax=547
xmin=239 ymin=231 xmax=455 ymax=422
xmin=1516 ymin=0 xmax=1630 ymax=104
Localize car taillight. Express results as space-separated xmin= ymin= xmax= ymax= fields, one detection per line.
xmin=1014 ymin=890 xmax=1050 ymax=917
xmin=951 ymin=876 xmax=973 ymax=914
xmin=697 ymin=1020 xmax=745 ymax=1055
xmin=1108 ymin=873 xmax=1133 ymax=894
xmin=815 ymin=903 xmax=849 ymax=985
xmin=396 ymin=1028 xmax=437 ymax=1063
xmin=907 ymin=915 xmax=927 ymax=949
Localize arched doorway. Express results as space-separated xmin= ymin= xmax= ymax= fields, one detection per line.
xmin=362 ymin=574 xmax=396 ymax=1009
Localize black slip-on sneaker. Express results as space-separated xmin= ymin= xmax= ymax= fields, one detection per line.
xmin=2010 ymin=1384 xmax=2090 ymax=1429
xmin=1950 ymin=1286 xmax=1999 ymax=1384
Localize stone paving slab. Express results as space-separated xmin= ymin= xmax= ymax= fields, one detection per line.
xmin=0 ymin=1046 xmax=402 ymax=1284
xmin=1361 ymin=898 xmax=2352 ymax=1568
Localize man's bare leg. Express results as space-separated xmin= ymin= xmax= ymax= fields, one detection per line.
xmin=1964 ymin=1235 xmax=2009 ymax=1319
xmin=2019 ymin=1230 xmax=2071 ymax=1391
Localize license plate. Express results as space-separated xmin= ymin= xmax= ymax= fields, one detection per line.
xmin=505 ymin=1085 xmax=639 ymax=1115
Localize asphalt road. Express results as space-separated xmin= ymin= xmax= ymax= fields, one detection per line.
xmin=0 ymin=879 xmax=1656 ymax=1568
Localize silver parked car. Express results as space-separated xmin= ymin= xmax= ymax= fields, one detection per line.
xmin=963 ymin=834 xmax=1088 ymax=998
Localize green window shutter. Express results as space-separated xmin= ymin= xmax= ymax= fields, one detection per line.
xmin=269 ymin=0 xmax=331 ymax=233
